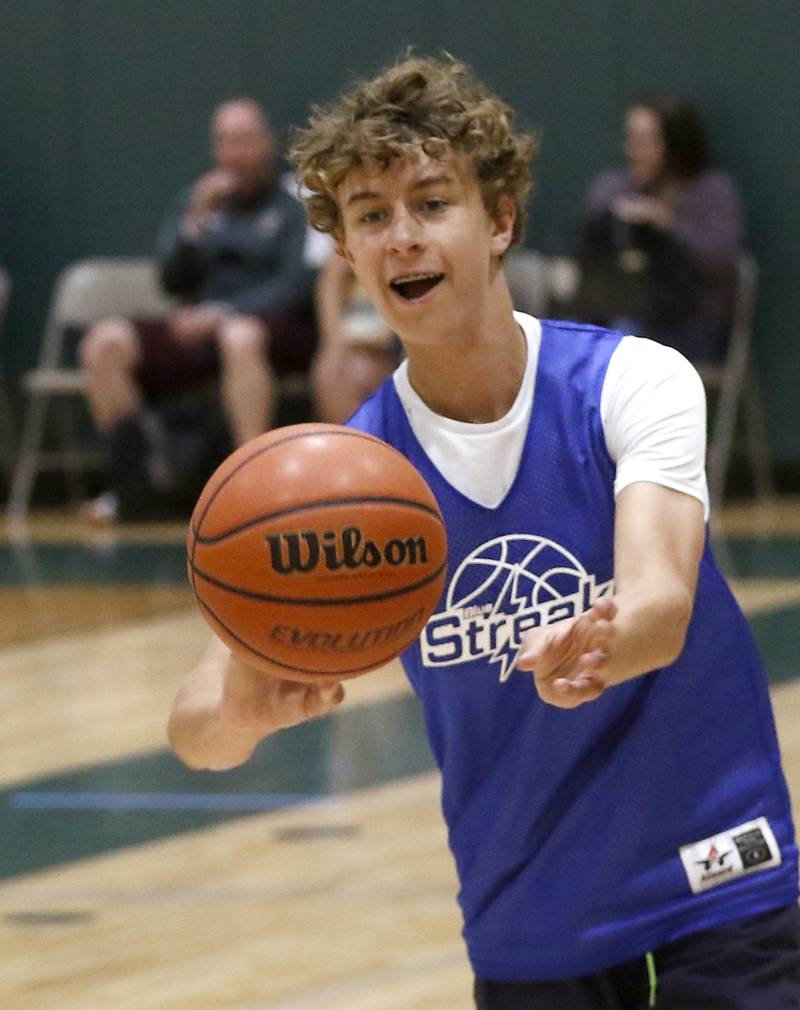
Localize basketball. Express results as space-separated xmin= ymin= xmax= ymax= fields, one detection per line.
xmin=187 ymin=423 xmax=448 ymax=682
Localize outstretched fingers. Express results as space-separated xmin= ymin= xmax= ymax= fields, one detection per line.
xmin=518 ymin=596 xmax=618 ymax=708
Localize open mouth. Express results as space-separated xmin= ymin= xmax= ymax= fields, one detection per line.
xmin=389 ymin=273 xmax=445 ymax=301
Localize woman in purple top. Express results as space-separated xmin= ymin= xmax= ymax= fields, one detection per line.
xmin=578 ymin=97 xmax=744 ymax=362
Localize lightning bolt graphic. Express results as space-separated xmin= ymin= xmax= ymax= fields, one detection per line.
xmin=487 ymin=563 xmax=529 ymax=683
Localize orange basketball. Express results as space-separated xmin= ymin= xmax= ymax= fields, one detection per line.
xmin=187 ymin=423 xmax=448 ymax=682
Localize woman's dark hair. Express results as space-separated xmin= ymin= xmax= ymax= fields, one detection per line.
xmin=637 ymin=96 xmax=711 ymax=180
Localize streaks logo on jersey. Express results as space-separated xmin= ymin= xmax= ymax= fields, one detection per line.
xmin=420 ymin=534 xmax=613 ymax=681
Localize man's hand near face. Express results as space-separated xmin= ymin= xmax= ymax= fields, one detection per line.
xmin=183 ymin=168 xmax=238 ymax=234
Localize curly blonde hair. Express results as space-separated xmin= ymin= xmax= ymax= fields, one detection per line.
xmin=290 ymin=53 xmax=538 ymax=245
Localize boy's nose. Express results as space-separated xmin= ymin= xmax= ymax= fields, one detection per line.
xmin=387 ymin=207 xmax=423 ymax=252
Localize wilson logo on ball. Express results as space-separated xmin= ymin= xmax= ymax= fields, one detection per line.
xmin=265 ymin=525 xmax=429 ymax=574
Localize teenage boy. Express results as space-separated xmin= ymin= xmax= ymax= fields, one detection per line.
xmin=169 ymin=56 xmax=798 ymax=1009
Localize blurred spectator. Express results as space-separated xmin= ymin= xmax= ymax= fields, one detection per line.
xmin=79 ymin=97 xmax=318 ymax=520
xmin=572 ymin=96 xmax=743 ymax=362
xmin=311 ymin=249 xmax=401 ymax=424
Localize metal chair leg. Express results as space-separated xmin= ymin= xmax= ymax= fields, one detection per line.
xmin=706 ymin=343 xmax=747 ymax=508
xmin=743 ymin=371 xmax=775 ymax=499
xmin=0 ymin=374 xmax=16 ymax=484
xmin=6 ymin=393 xmax=50 ymax=521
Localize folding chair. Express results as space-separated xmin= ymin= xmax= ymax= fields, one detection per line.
xmin=6 ymin=257 xmax=174 ymax=521
xmin=0 ymin=266 xmax=15 ymax=484
xmin=697 ymin=253 xmax=775 ymax=507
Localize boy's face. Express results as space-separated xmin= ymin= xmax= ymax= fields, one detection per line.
xmin=336 ymin=153 xmax=514 ymax=347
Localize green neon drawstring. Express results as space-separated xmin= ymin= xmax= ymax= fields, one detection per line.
xmin=645 ymin=950 xmax=658 ymax=1007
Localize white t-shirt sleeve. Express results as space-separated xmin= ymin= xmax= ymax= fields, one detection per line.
xmin=601 ymin=335 xmax=710 ymax=519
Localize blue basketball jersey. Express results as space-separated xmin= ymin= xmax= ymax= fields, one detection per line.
xmin=348 ymin=320 xmax=798 ymax=981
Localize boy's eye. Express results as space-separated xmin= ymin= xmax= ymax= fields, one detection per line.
xmin=360 ymin=209 xmax=384 ymax=224
xmin=423 ymin=198 xmax=447 ymax=212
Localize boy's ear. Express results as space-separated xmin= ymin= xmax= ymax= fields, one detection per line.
xmin=490 ymin=194 xmax=516 ymax=258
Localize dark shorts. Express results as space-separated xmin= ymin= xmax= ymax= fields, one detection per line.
xmin=474 ymin=904 xmax=800 ymax=1009
xmin=133 ymin=311 xmax=319 ymax=400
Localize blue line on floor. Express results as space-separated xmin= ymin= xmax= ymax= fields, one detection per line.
xmin=10 ymin=791 xmax=329 ymax=812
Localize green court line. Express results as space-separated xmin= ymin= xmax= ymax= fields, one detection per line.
xmin=749 ymin=605 xmax=800 ymax=684
xmin=0 ymin=541 xmax=188 ymax=585
xmin=0 ymin=694 xmax=433 ymax=881
xmin=1 ymin=537 xmax=797 ymax=881
xmin=2 ymin=536 xmax=799 ymax=586
xmin=3 ymin=600 xmax=799 ymax=882
xmin=713 ymin=537 xmax=800 ymax=580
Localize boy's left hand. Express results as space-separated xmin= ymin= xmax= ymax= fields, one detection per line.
xmin=516 ymin=596 xmax=618 ymax=708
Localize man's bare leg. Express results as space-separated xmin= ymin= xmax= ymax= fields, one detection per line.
xmin=79 ymin=316 xmax=143 ymax=431
xmin=217 ymin=315 xmax=275 ymax=445
xmin=78 ymin=317 xmax=149 ymax=521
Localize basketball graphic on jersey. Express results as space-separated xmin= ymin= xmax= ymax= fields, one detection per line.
xmin=420 ymin=534 xmax=613 ymax=680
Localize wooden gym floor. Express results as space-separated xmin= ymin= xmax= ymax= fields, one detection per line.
xmin=2 ymin=500 xmax=800 ymax=1010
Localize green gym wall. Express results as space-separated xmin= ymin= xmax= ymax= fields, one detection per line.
xmin=1 ymin=1 xmax=797 ymax=467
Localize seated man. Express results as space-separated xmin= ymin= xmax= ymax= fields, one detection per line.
xmin=80 ymin=97 xmax=318 ymax=520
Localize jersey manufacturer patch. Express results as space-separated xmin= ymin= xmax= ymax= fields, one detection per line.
xmin=679 ymin=817 xmax=782 ymax=894
xmin=420 ymin=534 xmax=613 ymax=681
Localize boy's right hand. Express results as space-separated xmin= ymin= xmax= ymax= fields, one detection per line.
xmin=167 ymin=637 xmax=345 ymax=771
xmin=220 ymin=654 xmax=345 ymax=735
